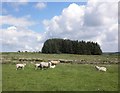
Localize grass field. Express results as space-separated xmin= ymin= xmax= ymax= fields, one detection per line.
xmin=1 ymin=52 xmax=119 ymax=91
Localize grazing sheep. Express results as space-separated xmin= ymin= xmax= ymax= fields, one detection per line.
xmin=36 ymin=62 xmax=52 ymax=70
xmin=35 ymin=63 xmax=41 ymax=70
xmin=51 ymin=60 xmax=60 ymax=65
xmin=95 ymin=65 xmax=107 ymax=72
xmin=50 ymin=65 xmax=56 ymax=68
xmin=16 ymin=63 xmax=26 ymax=70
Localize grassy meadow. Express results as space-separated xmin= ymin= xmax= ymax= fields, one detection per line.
xmin=1 ymin=52 xmax=119 ymax=91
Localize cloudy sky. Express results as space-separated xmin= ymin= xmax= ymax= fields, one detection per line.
xmin=1 ymin=0 xmax=118 ymax=52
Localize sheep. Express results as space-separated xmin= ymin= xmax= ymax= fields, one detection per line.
xmin=16 ymin=63 xmax=26 ymax=70
xmin=40 ymin=62 xmax=52 ymax=70
xmin=95 ymin=65 xmax=107 ymax=72
xmin=51 ymin=60 xmax=60 ymax=65
xmin=50 ymin=65 xmax=56 ymax=68
xmin=35 ymin=62 xmax=56 ymax=70
xmin=35 ymin=62 xmax=52 ymax=70
xmin=35 ymin=63 xmax=41 ymax=70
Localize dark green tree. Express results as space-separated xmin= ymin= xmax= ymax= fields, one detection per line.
xmin=41 ymin=38 xmax=102 ymax=55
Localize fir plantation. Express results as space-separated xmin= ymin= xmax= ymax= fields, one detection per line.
xmin=42 ymin=38 xmax=102 ymax=55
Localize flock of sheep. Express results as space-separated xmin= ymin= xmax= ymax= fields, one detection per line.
xmin=16 ymin=60 xmax=60 ymax=70
xmin=16 ymin=60 xmax=107 ymax=72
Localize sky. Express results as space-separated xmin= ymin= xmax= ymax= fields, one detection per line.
xmin=0 ymin=0 xmax=118 ymax=52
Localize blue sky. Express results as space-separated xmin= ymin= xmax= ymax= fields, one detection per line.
xmin=2 ymin=2 xmax=87 ymax=32
xmin=1 ymin=0 xmax=118 ymax=52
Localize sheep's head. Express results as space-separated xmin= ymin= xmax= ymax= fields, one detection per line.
xmin=95 ymin=65 xmax=99 ymax=67
xmin=48 ymin=62 xmax=52 ymax=67
xmin=95 ymin=65 xmax=100 ymax=70
xmin=95 ymin=65 xmax=98 ymax=68
xmin=24 ymin=63 xmax=26 ymax=66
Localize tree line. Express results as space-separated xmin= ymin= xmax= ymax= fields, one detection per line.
xmin=42 ymin=38 xmax=102 ymax=55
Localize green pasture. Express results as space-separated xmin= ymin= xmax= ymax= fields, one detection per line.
xmin=1 ymin=52 xmax=119 ymax=91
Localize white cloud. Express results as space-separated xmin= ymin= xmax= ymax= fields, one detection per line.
xmin=43 ymin=1 xmax=118 ymax=52
xmin=0 ymin=15 xmax=35 ymax=27
xmin=1 ymin=26 xmax=44 ymax=52
xmin=1 ymin=0 xmax=118 ymax=52
xmin=84 ymin=1 xmax=117 ymax=27
xmin=35 ymin=2 xmax=47 ymax=10
xmin=43 ymin=3 xmax=85 ymax=39
xmin=119 ymin=1 xmax=120 ymax=24
xmin=119 ymin=24 xmax=120 ymax=52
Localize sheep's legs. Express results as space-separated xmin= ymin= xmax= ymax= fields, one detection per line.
xmin=35 ymin=67 xmax=38 ymax=70
xmin=41 ymin=67 xmax=43 ymax=70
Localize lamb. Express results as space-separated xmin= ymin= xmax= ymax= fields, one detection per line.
xmin=16 ymin=63 xmax=26 ymax=70
xmin=50 ymin=65 xmax=56 ymax=68
xmin=95 ymin=65 xmax=107 ymax=72
xmin=35 ymin=63 xmax=41 ymax=70
xmin=51 ymin=60 xmax=60 ymax=65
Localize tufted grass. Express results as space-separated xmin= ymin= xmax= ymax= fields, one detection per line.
xmin=2 ymin=63 xmax=118 ymax=91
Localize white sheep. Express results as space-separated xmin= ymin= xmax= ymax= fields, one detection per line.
xmin=35 ymin=63 xmax=41 ymax=70
xmin=95 ymin=65 xmax=107 ymax=72
xmin=50 ymin=65 xmax=56 ymax=68
xmin=16 ymin=63 xmax=26 ymax=70
xmin=40 ymin=62 xmax=52 ymax=70
xmin=35 ymin=62 xmax=52 ymax=70
xmin=51 ymin=60 xmax=60 ymax=65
